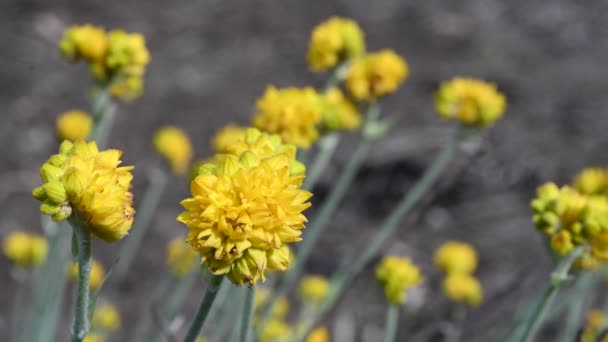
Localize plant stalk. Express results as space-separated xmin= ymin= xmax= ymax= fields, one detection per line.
xmin=71 ymin=223 xmax=93 ymax=342
xmin=239 ymin=287 xmax=256 ymax=342
xmin=183 ymin=272 xmax=224 ymax=342
xmin=383 ymin=304 xmax=399 ymax=342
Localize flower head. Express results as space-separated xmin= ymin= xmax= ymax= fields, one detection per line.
xmin=434 ymin=241 xmax=478 ymax=275
xmin=253 ymin=86 xmax=323 ymax=149
xmin=83 ymin=333 xmax=104 ymax=342
xmin=32 ymin=141 xmax=135 ymax=242
xmin=346 ymin=50 xmax=408 ymax=101
xmin=59 ymin=24 xmax=108 ymax=63
xmin=3 ymin=231 xmax=48 ymax=268
xmin=581 ymin=310 xmax=606 ymax=342
xmin=153 ymin=126 xmax=194 ymax=175
xmin=68 ymin=258 xmax=106 ymax=291
xmin=307 ymin=17 xmax=365 ymax=72
xmin=573 ymin=167 xmax=608 ymax=196
xmin=166 ymin=235 xmax=197 ymax=278
xmin=212 ymin=124 xmax=248 ymax=154
xmin=298 ymin=275 xmax=330 ymax=303
xmin=307 ymin=326 xmax=330 ymax=342
xmin=442 ymin=273 xmax=483 ymax=307
xmin=375 ymin=256 xmax=423 ymax=305
xmin=56 ymin=110 xmax=93 ymax=142
xmin=258 ymin=319 xmax=291 ymax=342
xmin=92 ymin=303 xmax=121 ymax=332
xmin=320 ymin=88 xmax=362 ymax=132
xmin=435 ymin=77 xmax=506 ymax=128
xmin=178 ymin=129 xmax=312 ymax=286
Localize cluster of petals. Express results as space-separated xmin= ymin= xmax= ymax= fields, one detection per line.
xmin=307 ymin=16 xmax=365 ymax=71
xmin=434 ymin=241 xmax=483 ymax=307
xmin=375 ymin=256 xmax=423 ymax=304
xmin=2 ymin=231 xmax=48 ymax=268
xmin=56 ymin=109 xmax=93 ymax=142
xmin=153 ymin=126 xmax=194 ymax=175
xmin=346 ymin=49 xmax=409 ymax=101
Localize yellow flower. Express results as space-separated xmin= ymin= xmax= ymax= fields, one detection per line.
xmin=3 ymin=231 xmax=48 ymax=268
xmin=435 ymin=77 xmax=506 ymax=128
xmin=109 ymin=76 xmax=144 ymax=102
xmin=298 ymin=275 xmax=330 ymax=303
xmin=442 ymin=273 xmax=483 ymax=307
xmin=434 ymin=241 xmax=478 ymax=275
xmin=56 ymin=110 xmax=93 ymax=142
xmin=307 ymin=326 xmax=330 ymax=342
xmin=32 ymin=141 xmax=135 ymax=242
xmin=255 ymin=288 xmax=290 ymax=319
xmin=83 ymin=333 xmax=104 ymax=342
xmin=106 ymin=30 xmax=150 ymax=77
xmin=68 ymin=258 xmax=106 ymax=291
xmin=581 ymin=310 xmax=606 ymax=342
xmin=92 ymin=303 xmax=121 ymax=332
xmin=211 ymin=124 xmax=248 ymax=154
xmin=253 ymin=86 xmax=323 ymax=149
xmin=307 ymin=17 xmax=365 ymax=71
xmin=320 ymin=88 xmax=362 ymax=132
xmin=573 ymin=168 xmax=608 ymax=196
xmin=166 ymin=235 xmax=197 ymax=277
xmin=59 ymin=24 xmax=108 ymax=63
xmin=550 ymin=230 xmax=574 ymax=256
xmin=346 ymin=50 xmax=408 ymax=101
xmin=153 ymin=126 xmax=194 ymax=175
xmin=375 ymin=256 xmax=423 ymax=305
xmin=178 ymin=129 xmax=312 ymax=286
xmin=258 ymin=319 xmax=291 ymax=342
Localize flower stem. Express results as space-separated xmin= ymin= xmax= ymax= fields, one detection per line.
xmin=10 ymin=268 xmax=28 ymax=342
xmin=560 ymin=272 xmax=594 ymax=342
xmin=71 ymin=223 xmax=93 ymax=342
xmin=518 ymin=246 xmax=584 ymax=342
xmin=295 ymin=128 xmax=468 ymax=341
xmin=303 ymin=134 xmax=340 ymax=190
xmin=183 ymin=271 xmax=224 ymax=342
xmin=91 ymin=83 xmax=116 ymax=149
xmin=324 ymin=62 xmax=350 ymax=91
xmin=238 ymin=287 xmax=256 ymax=342
xmin=383 ymin=304 xmax=399 ymax=342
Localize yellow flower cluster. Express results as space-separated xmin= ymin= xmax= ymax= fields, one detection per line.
xmin=307 ymin=17 xmax=365 ymax=72
xmin=178 ymin=128 xmax=312 ymax=286
xmin=153 ymin=126 xmax=194 ymax=175
xmin=83 ymin=333 xmax=104 ymax=342
xmin=581 ymin=310 xmax=607 ymax=342
xmin=56 ymin=110 xmax=93 ymax=142
xmin=92 ymin=303 xmax=121 ymax=332
xmin=68 ymin=258 xmax=106 ymax=291
xmin=166 ymin=235 xmax=197 ymax=278
xmin=434 ymin=241 xmax=483 ymax=307
xmin=33 ymin=141 xmax=135 ymax=242
xmin=298 ymin=275 xmax=330 ymax=303
xmin=212 ymin=124 xmax=248 ymax=154
xmin=307 ymin=326 xmax=330 ymax=342
xmin=574 ymin=167 xmax=608 ymax=196
xmin=3 ymin=231 xmax=48 ymax=268
xmin=59 ymin=24 xmax=150 ymax=100
xmin=255 ymin=288 xmax=292 ymax=342
xmin=320 ymin=88 xmax=362 ymax=132
xmin=346 ymin=50 xmax=408 ymax=101
xmin=434 ymin=77 xmax=506 ymax=128
xmin=253 ymin=86 xmax=323 ymax=149
xmin=375 ymin=256 xmax=423 ymax=305
xmin=531 ymin=182 xmax=608 ymax=266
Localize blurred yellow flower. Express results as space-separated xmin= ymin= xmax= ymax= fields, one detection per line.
xmin=442 ymin=273 xmax=483 ymax=307
xmin=581 ymin=309 xmax=606 ymax=342
xmin=307 ymin=326 xmax=330 ymax=342
xmin=253 ymin=86 xmax=323 ymax=149
xmin=166 ymin=235 xmax=197 ymax=278
xmin=59 ymin=24 xmax=108 ymax=63
xmin=3 ymin=231 xmax=48 ymax=268
xmin=435 ymin=77 xmax=506 ymax=128
xmin=68 ymin=258 xmax=106 ymax=291
xmin=375 ymin=256 xmax=423 ymax=305
xmin=56 ymin=110 xmax=93 ymax=142
xmin=346 ymin=50 xmax=408 ymax=101
xmin=573 ymin=167 xmax=608 ymax=196
xmin=153 ymin=126 xmax=194 ymax=175
xmin=434 ymin=241 xmax=478 ymax=275
xmin=307 ymin=17 xmax=365 ymax=72
xmin=32 ymin=141 xmax=135 ymax=242
xmin=255 ymin=288 xmax=290 ymax=319
xmin=92 ymin=303 xmax=121 ymax=332
xmin=178 ymin=129 xmax=312 ymax=286
xmin=320 ymin=88 xmax=362 ymax=132
xmin=211 ymin=124 xmax=248 ymax=154
xmin=83 ymin=333 xmax=104 ymax=342
xmin=258 ymin=319 xmax=291 ymax=342
xmin=298 ymin=275 xmax=330 ymax=303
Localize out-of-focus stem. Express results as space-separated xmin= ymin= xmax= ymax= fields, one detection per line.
xmin=383 ymin=304 xmax=399 ymax=342
xmin=303 ymin=134 xmax=340 ymax=191
xmin=238 ymin=287 xmax=255 ymax=342
xmin=70 ymin=223 xmax=92 ymax=342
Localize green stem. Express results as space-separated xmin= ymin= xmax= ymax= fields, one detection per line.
xmin=519 ymin=246 xmax=584 ymax=342
xmin=259 ymin=104 xmax=381 ymax=326
xmin=295 ymin=128 xmax=467 ymax=341
xmin=71 ymin=223 xmax=93 ymax=342
xmin=303 ymin=134 xmax=340 ymax=191
xmin=211 ymin=286 xmax=242 ymax=342
xmin=239 ymin=287 xmax=255 ymax=342
xmin=560 ymin=273 xmax=594 ymax=342
xmin=11 ymin=268 xmax=28 ymax=342
xmin=383 ymin=305 xmax=399 ymax=342
xmin=445 ymin=306 xmax=467 ymax=342
xmin=183 ymin=272 xmax=224 ymax=342
xmin=91 ymin=83 xmax=116 ymax=149
xmin=113 ymin=168 xmax=168 ymax=286
xmin=324 ymin=62 xmax=350 ymax=91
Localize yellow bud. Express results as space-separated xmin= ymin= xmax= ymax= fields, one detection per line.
xmin=267 ymin=245 xmax=291 ymax=271
xmin=56 ymin=110 xmax=93 ymax=142
xmin=32 ymin=186 xmax=47 ymax=201
xmin=40 ymin=202 xmax=61 ymax=216
xmin=43 ymin=181 xmax=67 ymax=204
xmin=40 ymin=164 xmax=63 ymax=182
xmin=239 ymin=150 xmax=260 ymax=169
xmin=550 ymin=230 xmax=574 ymax=256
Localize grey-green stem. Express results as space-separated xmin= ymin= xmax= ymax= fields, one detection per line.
xmin=303 ymin=134 xmax=340 ymax=191
xmin=70 ymin=221 xmax=93 ymax=342
xmin=238 ymin=287 xmax=256 ymax=342
xmin=383 ymin=304 xmax=399 ymax=342
xmin=183 ymin=271 xmax=224 ymax=342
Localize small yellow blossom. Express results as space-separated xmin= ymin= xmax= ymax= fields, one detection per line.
xmin=573 ymin=167 xmax=608 ymax=196
xmin=32 ymin=141 xmax=135 ymax=242
xmin=56 ymin=110 xmax=93 ymax=142
xmin=375 ymin=256 xmax=423 ymax=305
xmin=307 ymin=326 xmax=330 ymax=342
xmin=346 ymin=50 xmax=408 ymax=101
xmin=166 ymin=235 xmax=197 ymax=277
xmin=153 ymin=126 xmax=194 ymax=175
xmin=299 ymin=275 xmax=330 ymax=303
xmin=581 ymin=310 xmax=606 ymax=342
xmin=59 ymin=24 xmax=108 ymax=63
xmin=253 ymin=86 xmax=323 ymax=149
xmin=434 ymin=241 xmax=478 ymax=275
xmin=109 ymin=76 xmax=144 ymax=101
xmin=258 ymin=319 xmax=291 ymax=342
xmin=435 ymin=77 xmax=506 ymax=128
xmin=307 ymin=17 xmax=365 ymax=71
xmin=83 ymin=333 xmax=104 ymax=342
xmin=442 ymin=273 xmax=483 ymax=307
xmin=92 ymin=303 xmax=121 ymax=332
xmin=550 ymin=230 xmax=574 ymax=256
xmin=321 ymin=88 xmax=362 ymax=132
xmin=178 ymin=129 xmax=312 ymax=286
xmin=68 ymin=259 xmax=106 ymax=291
xmin=211 ymin=124 xmax=248 ymax=154
xmin=3 ymin=231 xmax=48 ymax=268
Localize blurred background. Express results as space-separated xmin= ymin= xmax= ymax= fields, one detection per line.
xmin=3 ymin=0 xmax=608 ymax=340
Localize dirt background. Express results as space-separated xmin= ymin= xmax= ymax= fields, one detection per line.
xmin=2 ymin=0 xmax=608 ymax=341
